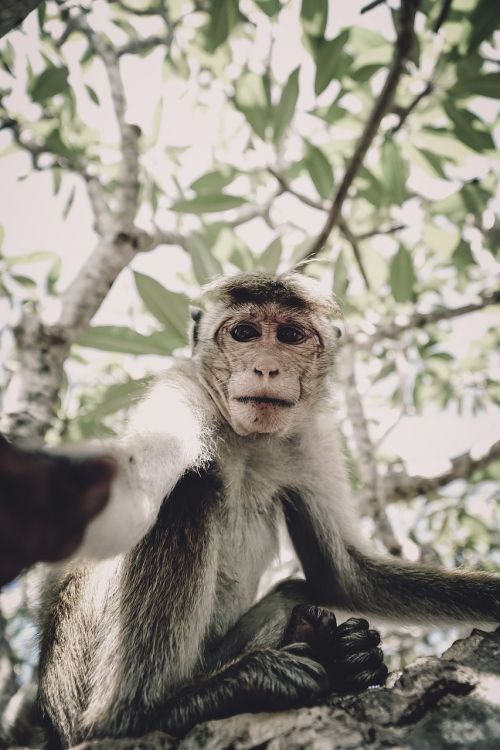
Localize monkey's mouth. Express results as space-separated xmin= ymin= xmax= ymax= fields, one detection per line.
xmin=234 ymin=396 xmax=295 ymax=408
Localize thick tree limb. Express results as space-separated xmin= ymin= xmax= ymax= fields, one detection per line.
xmin=382 ymin=439 xmax=500 ymax=502
xmin=301 ymin=0 xmax=420 ymax=262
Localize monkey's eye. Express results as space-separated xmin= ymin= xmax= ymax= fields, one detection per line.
xmin=230 ymin=324 xmax=260 ymax=342
xmin=277 ymin=325 xmax=306 ymax=344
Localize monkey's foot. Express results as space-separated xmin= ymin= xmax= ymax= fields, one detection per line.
xmin=283 ymin=604 xmax=388 ymax=693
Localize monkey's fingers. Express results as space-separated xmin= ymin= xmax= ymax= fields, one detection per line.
xmin=340 ymin=662 xmax=389 ymax=692
xmin=282 ymin=603 xmax=337 ymax=648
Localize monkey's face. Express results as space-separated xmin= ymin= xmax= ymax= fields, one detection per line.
xmin=197 ymin=303 xmax=333 ymax=437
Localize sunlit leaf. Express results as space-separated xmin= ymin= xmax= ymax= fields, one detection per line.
xmin=257 ymin=238 xmax=282 ymax=272
xmin=381 ymin=138 xmax=408 ymax=204
xmin=443 ymin=101 xmax=494 ymax=152
xmin=255 ymin=0 xmax=281 ymax=16
xmin=77 ymin=326 xmax=175 ymax=355
xmin=185 ymin=233 xmax=223 ymax=284
xmin=81 ymin=377 xmax=154 ymax=420
xmin=300 ymin=0 xmax=328 ymax=38
xmin=171 ymin=194 xmax=246 ymax=213
xmin=466 ymin=0 xmax=500 ymax=52
xmin=314 ymin=30 xmax=349 ymax=96
xmin=389 ymin=246 xmax=415 ymax=303
xmin=273 ymin=67 xmax=300 ymax=144
xmin=134 ymin=272 xmax=189 ymax=342
xmin=452 ymin=72 xmax=500 ymax=99
xmin=191 ymin=167 xmax=236 ymax=194
xmin=333 ymin=250 xmax=348 ymax=300
xmin=234 ymin=72 xmax=269 ymax=139
xmin=30 ymin=65 xmax=69 ymax=103
xmin=206 ymin=0 xmax=239 ymax=52
xmin=85 ymin=84 xmax=99 ymax=105
xmin=306 ymin=144 xmax=333 ymax=199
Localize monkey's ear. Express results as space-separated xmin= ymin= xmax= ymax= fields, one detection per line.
xmin=189 ymin=307 xmax=203 ymax=348
xmin=332 ymin=320 xmax=344 ymax=340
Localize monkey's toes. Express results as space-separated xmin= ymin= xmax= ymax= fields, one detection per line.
xmin=330 ymin=617 xmax=387 ymax=692
xmin=283 ymin=603 xmax=337 ymax=648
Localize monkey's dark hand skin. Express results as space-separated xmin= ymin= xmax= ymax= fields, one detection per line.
xmin=283 ymin=604 xmax=388 ymax=693
xmin=0 ymin=435 xmax=115 ymax=586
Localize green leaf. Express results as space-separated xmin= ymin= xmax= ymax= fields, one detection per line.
xmin=4 ymin=250 xmax=56 ymax=267
xmin=11 ymin=274 xmax=36 ymax=288
xmin=206 ymin=0 xmax=239 ymax=52
xmin=255 ymin=0 xmax=281 ymax=16
xmin=443 ymin=101 xmax=494 ymax=152
xmin=301 ymin=0 xmax=328 ymax=38
xmin=390 ymin=246 xmax=415 ymax=303
xmin=413 ymin=146 xmax=447 ymax=179
xmin=467 ymin=0 xmax=500 ymax=52
xmin=85 ymin=84 xmax=99 ymax=105
xmin=333 ymin=250 xmax=348 ymax=300
xmin=191 ymin=167 xmax=236 ymax=194
xmin=258 ymin=237 xmax=282 ymax=272
xmin=451 ymin=239 xmax=476 ymax=269
xmin=37 ymin=2 xmax=47 ymax=30
xmin=305 ymin=144 xmax=333 ymax=200
xmin=82 ymin=377 xmax=153 ymax=420
xmin=234 ymin=73 xmax=269 ymax=139
xmin=185 ymin=233 xmax=223 ymax=284
xmin=45 ymin=129 xmax=79 ymax=161
xmin=171 ymin=194 xmax=246 ymax=213
xmin=134 ymin=271 xmax=189 ymax=341
xmin=314 ymin=30 xmax=349 ymax=96
xmin=30 ymin=65 xmax=69 ymax=103
xmin=381 ymin=138 xmax=408 ymax=204
xmin=77 ymin=326 xmax=175 ymax=355
xmin=63 ymin=186 xmax=76 ymax=220
xmin=453 ymin=72 xmax=500 ymax=99
xmin=273 ymin=67 xmax=300 ymax=144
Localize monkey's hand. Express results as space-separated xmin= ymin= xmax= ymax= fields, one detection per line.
xmin=0 ymin=435 xmax=116 ymax=586
xmin=283 ymin=604 xmax=388 ymax=693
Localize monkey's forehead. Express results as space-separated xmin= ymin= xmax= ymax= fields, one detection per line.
xmin=200 ymin=272 xmax=341 ymax=318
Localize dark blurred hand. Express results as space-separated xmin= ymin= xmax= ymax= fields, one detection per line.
xmin=0 ymin=435 xmax=116 ymax=586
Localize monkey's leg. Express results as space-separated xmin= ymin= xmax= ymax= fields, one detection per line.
xmin=161 ymin=644 xmax=328 ymax=737
xmin=159 ymin=582 xmax=386 ymax=737
xmin=283 ymin=604 xmax=388 ymax=692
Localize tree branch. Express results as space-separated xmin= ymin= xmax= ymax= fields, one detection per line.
xmin=347 ymin=289 xmax=500 ymax=349
xmin=339 ymin=345 xmax=402 ymax=555
xmin=382 ymin=439 xmax=500 ymax=502
xmin=301 ymin=0 xmax=420 ymax=263
xmin=338 ymin=218 xmax=371 ymax=289
xmin=391 ymin=82 xmax=434 ymax=134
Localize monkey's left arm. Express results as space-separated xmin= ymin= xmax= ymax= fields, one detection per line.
xmin=284 ymin=423 xmax=500 ymax=625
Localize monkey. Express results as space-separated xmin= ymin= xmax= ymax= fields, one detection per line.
xmin=27 ymin=271 xmax=499 ymax=747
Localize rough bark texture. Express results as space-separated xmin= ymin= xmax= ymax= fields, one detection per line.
xmin=11 ymin=627 xmax=495 ymax=750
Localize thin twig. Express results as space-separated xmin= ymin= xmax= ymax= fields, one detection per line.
xmin=361 ymin=0 xmax=386 ymax=13
xmin=347 ymin=289 xmax=500 ymax=349
xmin=301 ymin=0 xmax=420 ymax=263
xmin=433 ymin=0 xmax=453 ymax=33
xmin=338 ymin=218 xmax=371 ymax=289
xmin=391 ymin=82 xmax=434 ymax=134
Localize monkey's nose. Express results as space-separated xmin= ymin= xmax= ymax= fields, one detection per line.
xmin=254 ymin=366 xmax=280 ymax=378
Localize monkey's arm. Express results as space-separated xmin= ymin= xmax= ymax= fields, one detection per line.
xmin=284 ymin=417 xmax=500 ymax=625
xmin=284 ymin=486 xmax=500 ymax=624
xmin=55 ymin=364 xmax=215 ymax=560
